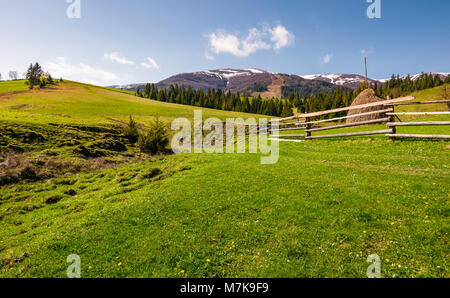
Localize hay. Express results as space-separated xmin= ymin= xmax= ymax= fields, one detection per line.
xmin=346 ymin=89 xmax=386 ymax=124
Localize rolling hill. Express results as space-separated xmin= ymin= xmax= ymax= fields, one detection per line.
xmin=0 ymin=81 xmax=267 ymax=126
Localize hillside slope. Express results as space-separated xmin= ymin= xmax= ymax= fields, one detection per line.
xmin=0 ymin=81 xmax=266 ymax=126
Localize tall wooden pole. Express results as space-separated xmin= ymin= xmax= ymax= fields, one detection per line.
xmin=365 ymin=57 xmax=368 ymax=87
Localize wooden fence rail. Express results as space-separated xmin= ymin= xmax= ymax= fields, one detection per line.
xmin=272 ymin=94 xmax=450 ymax=141
xmin=386 ymin=99 xmax=450 ymax=140
xmin=306 ymin=118 xmax=390 ymax=133
xmin=386 ymin=99 xmax=450 ymax=106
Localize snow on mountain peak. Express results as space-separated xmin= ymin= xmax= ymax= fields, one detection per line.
xmin=196 ymin=68 xmax=271 ymax=80
xmin=300 ymin=73 xmax=371 ymax=88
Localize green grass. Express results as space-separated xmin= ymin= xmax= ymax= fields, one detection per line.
xmin=0 ymin=140 xmax=448 ymax=278
xmin=0 ymin=80 xmax=29 ymax=93
xmin=0 ymin=81 xmax=268 ymax=126
xmin=0 ymin=82 xmax=448 ymax=278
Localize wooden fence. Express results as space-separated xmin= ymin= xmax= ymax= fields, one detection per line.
xmin=385 ymin=100 xmax=450 ymax=140
xmin=269 ymin=96 xmax=450 ymax=141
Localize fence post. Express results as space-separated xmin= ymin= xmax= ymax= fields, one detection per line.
xmin=388 ymin=105 xmax=396 ymax=141
xmin=305 ymin=117 xmax=311 ymax=139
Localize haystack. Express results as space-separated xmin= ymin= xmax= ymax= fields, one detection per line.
xmin=346 ymin=89 xmax=385 ymax=124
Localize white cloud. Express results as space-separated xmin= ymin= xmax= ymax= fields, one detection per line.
xmin=141 ymin=57 xmax=159 ymax=70
xmin=104 ymin=52 xmax=135 ymax=65
xmin=45 ymin=57 xmax=119 ymax=85
xmin=361 ymin=47 xmax=375 ymax=55
xmin=206 ymin=29 xmax=270 ymax=58
xmin=323 ymin=54 xmax=333 ymax=64
xmin=269 ymin=25 xmax=295 ymax=50
xmin=205 ymin=24 xmax=294 ymax=59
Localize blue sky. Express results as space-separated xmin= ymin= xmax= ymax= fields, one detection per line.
xmin=0 ymin=0 xmax=449 ymax=85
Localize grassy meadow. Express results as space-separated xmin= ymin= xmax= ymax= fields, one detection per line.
xmin=0 ymin=80 xmax=448 ymax=278
xmin=0 ymin=80 xmax=29 ymax=94
xmin=0 ymin=81 xmax=266 ymax=126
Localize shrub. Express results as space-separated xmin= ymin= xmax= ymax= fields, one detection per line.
xmin=138 ymin=117 xmax=169 ymax=155
xmin=123 ymin=115 xmax=139 ymax=143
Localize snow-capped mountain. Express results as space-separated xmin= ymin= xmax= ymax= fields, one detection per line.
xmin=110 ymin=69 xmax=449 ymax=99
xmin=378 ymin=72 xmax=450 ymax=82
xmin=109 ymin=83 xmax=152 ymax=90
xmin=156 ymin=68 xmax=339 ymax=98
xmin=157 ymin=68 xmax=277 ymax=92
xmin=196 ymin=68 xmax=274 ymax=80
xmin=300 ymin=74 xmax=379 ymax=89
xmin=301 ymin=72 xmax=450 ymax=88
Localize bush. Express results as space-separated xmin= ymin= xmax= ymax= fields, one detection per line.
xmin=138 ymin=117 xmax=169 ymax=155
xmin=123 ymin=115 xmax=139 ymax=143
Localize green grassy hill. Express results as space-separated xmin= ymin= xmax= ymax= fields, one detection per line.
xmin=0 ymin=81 xmax=448 ymax=278
xmin=0 ymin=81 xmax=267 ymax=126
xmin=0 ymin=80 xmax=29 ymax=94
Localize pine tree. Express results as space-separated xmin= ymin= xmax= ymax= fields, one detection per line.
xmin=26 ymin=62 xmax=44 ymax=89
xmin=144 ymin=83 xmax=151 ymax=98
xmin=47 ymin=74 xmax=54 ymax=84
xmin=280 ymin=101 xmax=294 ymax=117
xmin=123 ymin=115 xmax=139 ymax=143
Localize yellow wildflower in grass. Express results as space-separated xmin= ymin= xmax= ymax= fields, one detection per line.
xmin=385 ymin=259 xmax=390 ymax=263
xmin=363 ymin=230 xmax=367 ymax=234
xmin=206 ymin=258 xmax=211 ymax=263
xmin=180 ymin=269 xmax=185 ymax=274
xmin=118 ymin=262 xmax=123 ymax=267
xmin=88 ymin=266 xmax=92 ymax=270
xmin=390 ymin=222 xmax=395 ymax=225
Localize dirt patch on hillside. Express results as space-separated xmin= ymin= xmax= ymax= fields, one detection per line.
xmin=260 ymin=74 xmax=284 ymax=99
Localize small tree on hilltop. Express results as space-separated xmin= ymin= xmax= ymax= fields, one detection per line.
xmin=138 ymin=117 xmax=169 ymax=155
xmin=44 ymin=72 xmax=54 ymax=85
xmin=9 ymin=71 xmax=18 ymax=80
xmin=123 ymin=115 xmax=139 ymax=143
xmin=26 ymin=63 xmax=44 ymax=89
xmin=39 ymin=75 xmax=47 ymax=88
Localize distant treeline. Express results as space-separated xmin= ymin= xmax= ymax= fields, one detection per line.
xmin=135 ymin=73 xmax=449 ymax=118
xmin=135 ymin=84 xmax=294 ymax=117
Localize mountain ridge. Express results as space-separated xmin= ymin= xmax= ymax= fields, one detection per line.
xmin=110 ymin=69 xmax=449 ymax=99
